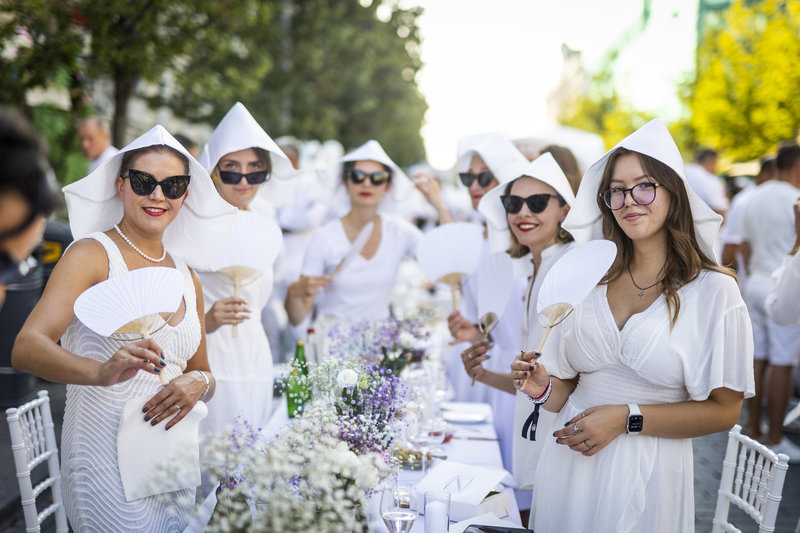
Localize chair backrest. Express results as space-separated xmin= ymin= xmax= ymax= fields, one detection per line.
xmin=5 ymin=390 xmax=68 ymax=533
xmin=712 ymin=424 xmax=790 ymax=533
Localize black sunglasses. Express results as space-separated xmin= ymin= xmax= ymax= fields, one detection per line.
xmin=500 ymin=193 xmax=562 ymax=214
xmin=121 ymin=169 xmax=190 ymax=200
xmin=602 ymin=182 xmax=659 ymax=210
xmin=349 ymin=169 xmax=391 ymax=186
xmin=459 ymin=171 xmax=494 ymax=188
xmin=218 ymin=168 xmax=270 ymax=185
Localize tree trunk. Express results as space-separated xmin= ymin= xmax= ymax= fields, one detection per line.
xmin=112 ymin=67 xmax=137 ymax=147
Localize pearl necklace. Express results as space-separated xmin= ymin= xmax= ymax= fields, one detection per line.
xmin=114 ymin=224 xmax=167 ymax=263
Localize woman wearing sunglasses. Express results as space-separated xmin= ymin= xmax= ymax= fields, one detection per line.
xmin=196 ymin=102 xmax=292 ymax=438
xmin=459 ymin=151 xmax=575 ymax=515
xmin=285 ymin=140 xmax=450 ymax=359
xmin=13 ymin=126 xmax=236 ymax=531
xmin=510 ymin=120 xmax=754 ymax=532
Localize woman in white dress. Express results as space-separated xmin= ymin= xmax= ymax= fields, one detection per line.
xmin=511 ymin=120 xmax=755 ymax=532
xmin=12 ymin=126 xmax=236 ymax=531
xmin=460 ymin=152 xmax=576 ymax=510
xmin=197 ymin=102 xmax=289 ymax=435
xmin=285 ymin=140 xmax=450 ymax=358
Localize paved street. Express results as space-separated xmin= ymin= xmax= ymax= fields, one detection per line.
xmin=2 ymin=381 xmax=799 ymax=532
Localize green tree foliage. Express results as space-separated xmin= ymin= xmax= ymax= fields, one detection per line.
xmin=161 ymin=0 xmax=427 ymax=167
xmin=689 ymin=0 xmax=800 ymax=160
xmin=558 ymin=66 xmax=653 ymax=150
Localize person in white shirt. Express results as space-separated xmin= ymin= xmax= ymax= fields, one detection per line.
xmin=720 ymin=156 xmax=775 ymax=279
xmin=766 ymin=200 xmax=800 ymax=326
xmin=685 ymin=148 xmax=729 ymax=217
xmin=78 ymin=117 xmax=119 ymax=172
xmin=741 ymin=142 xmax=800 ymax=461
xmin=284 ymin=140 xmax=450 ymax=358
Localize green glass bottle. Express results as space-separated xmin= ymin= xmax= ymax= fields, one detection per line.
xmin=286 ymin=339 xmax=310 ymax=418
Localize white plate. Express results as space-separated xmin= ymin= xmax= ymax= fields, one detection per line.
xmin=442 ymin=411 xmax=487 ymax=424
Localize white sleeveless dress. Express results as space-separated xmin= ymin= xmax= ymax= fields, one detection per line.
xmin=60 ymin=232 xmax=201 ymax=532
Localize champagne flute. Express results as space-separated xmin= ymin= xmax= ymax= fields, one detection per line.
xmin=380 ymin=484 xmax=417 ymax=533
xmin=408 ymin=420 xmax=446 ymax=475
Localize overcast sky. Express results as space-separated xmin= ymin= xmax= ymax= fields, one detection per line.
xmin=410 ymin=0 xmax=699 ymax=168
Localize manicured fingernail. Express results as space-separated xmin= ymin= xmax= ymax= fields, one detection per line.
xmin=144 ymin=415 xmax=151 ymax=422
xmin=165 ymin=425 xmax=171 ymax=431
xmin=142 ymin=358 xmax=148 ymax=363
xmin=159 ymin=360 xmax=167 ymax=367
xmin=524 ymin=371 xmax=529 ymax=376
xmin=160 ymin=352 xmax=165 ymax=359
xmin=534 ymin=351 xmax=542 ymax=357
xmin=553 ymin=432 xmax=557 ymax=437
xmin=154 ymin=367 xmax=161 ymax=373
xmin=529 ymin=364 xmax=534 ymax=371
xmin=142 ymin=407 xmax=148 ymax=413
xmin=151 ymin=419 xmax=158 ymax=426
xmin=564 ymin=422 xmax=571 ymax=427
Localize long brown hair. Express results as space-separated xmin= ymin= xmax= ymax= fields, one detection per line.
xmin=597 ymin=147 xmax=734 ymax=326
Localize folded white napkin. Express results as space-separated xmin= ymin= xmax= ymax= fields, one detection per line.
xmin=118 ymin=395 xmax=207 ymax=502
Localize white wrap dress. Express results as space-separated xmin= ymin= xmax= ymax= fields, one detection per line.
xmin=532 ymin=270 xmax=754 ymax=533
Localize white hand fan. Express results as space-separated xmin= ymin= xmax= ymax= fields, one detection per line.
xmin=208 ymin=210 xmax=282 ymax=337
xmin=74 ymin=267 xmax=184 ymax=386
xmin=534 ymin=240 xmax=617 ymax=354
xmin=473 ymin=252 xmax=514 ymax=385
xmin=416 ymin=222 xmax=485 ymax=311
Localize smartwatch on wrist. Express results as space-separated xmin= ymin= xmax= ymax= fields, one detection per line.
xmin=626 ymin=403 xmax=643 ymax=434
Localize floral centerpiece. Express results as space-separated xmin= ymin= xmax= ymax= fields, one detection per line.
xmin=327 ymin=316 xmax=430 ymax=374
xmin=203 ymin=416 xmax=390 ymax=532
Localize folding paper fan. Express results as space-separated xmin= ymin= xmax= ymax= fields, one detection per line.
xmin=416 ymin=222 xmax=485 ymax=310
xmin=74 ymin=267 xmax=184 ymax=385
xmin=208 ymin=210 xmax=282 ymax=337
xmin=473 ymin=252 xmax=514 ymax=385
xmin=534 ymin=239 xmax=617 ymax=352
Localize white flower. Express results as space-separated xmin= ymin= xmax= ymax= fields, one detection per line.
xmin=336 ymin=368 xmax=358 ymax=388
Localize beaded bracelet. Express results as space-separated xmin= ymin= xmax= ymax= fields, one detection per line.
xmin=196 ymin=370 xmax=211 ymax=400
xmin=527 ymin=377 xmax=552 ymax=405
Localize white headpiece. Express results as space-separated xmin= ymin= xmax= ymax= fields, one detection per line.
xmin=456 ymin=132 xmax=529 ymax=184
xmin=310 ymin=139 xmax=417 ymax=216
xmin=478 ymin=152 xmax=575 ymax=254
xmin=63 ymin=125 xmax=237 ymax=269
xmin=562 ymin=119 xmax=722 ymax=258
xmin=199 ymin=102 xmax=297 ymax=215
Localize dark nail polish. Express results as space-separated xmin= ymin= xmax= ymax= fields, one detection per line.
xmin=142 ymin=407 xmax=148 ymax=413
xmin=165 ymin=425 xmax=171 ymax=431
xmin=564 ymin=422 xmax=571 ymax=427
xmin=151 ymin=419 xmax=158 ymax=426
xmin=529 ymin=364 xmax=534 ymax=371
xmin=144 ymin=415 xmax=151 ymax=422
xmin=534 ymin=351 xmax=542 ymax=357
xmin=154 ymin=367 xmax=161 ymax=373
xmin=524 ymin=371 xmax=529 ymax=376
xmin=142 ymin=358 xmax=148 ymax=363
xmin=553 ymin=432 xmax=557 ymax=437
xmin=159 ymin=360 xmax=167 ymax=367
xmin=160 ymin=352 xmax=165 ymax=359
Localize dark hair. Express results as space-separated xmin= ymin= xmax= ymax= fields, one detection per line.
xmin=173 ymin=133 xmax=196 ymax=152
xmin=0 ymin=108 xmax=59 ymax=219
xmin=759 ymin=155 xmax=776 ymax=178
xmin=118 ymin=145 xmax=190 ymax=177
xmin=341 ymin=160 xmax=393 ymax=183
xmin=776 ymin=143 xmax=800 ymax=172
xmin=695 ymin=148 xmax=717 ymax=163
xmin=540 ymin=145 xmax=582 ymax=195
xmin=597 ymin=147 xmax=733 ymax=326
xmin=503 ymin=177 xmax=573 ymax=259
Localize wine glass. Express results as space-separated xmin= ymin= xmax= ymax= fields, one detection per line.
xmin=408 ymin=419 xmax=446 ymax=475
xmin=380 ymin=484 xmax=417 ymax=533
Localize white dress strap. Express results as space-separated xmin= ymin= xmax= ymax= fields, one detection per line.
xmin=87 ymin=231 xmax=129 ymax=278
